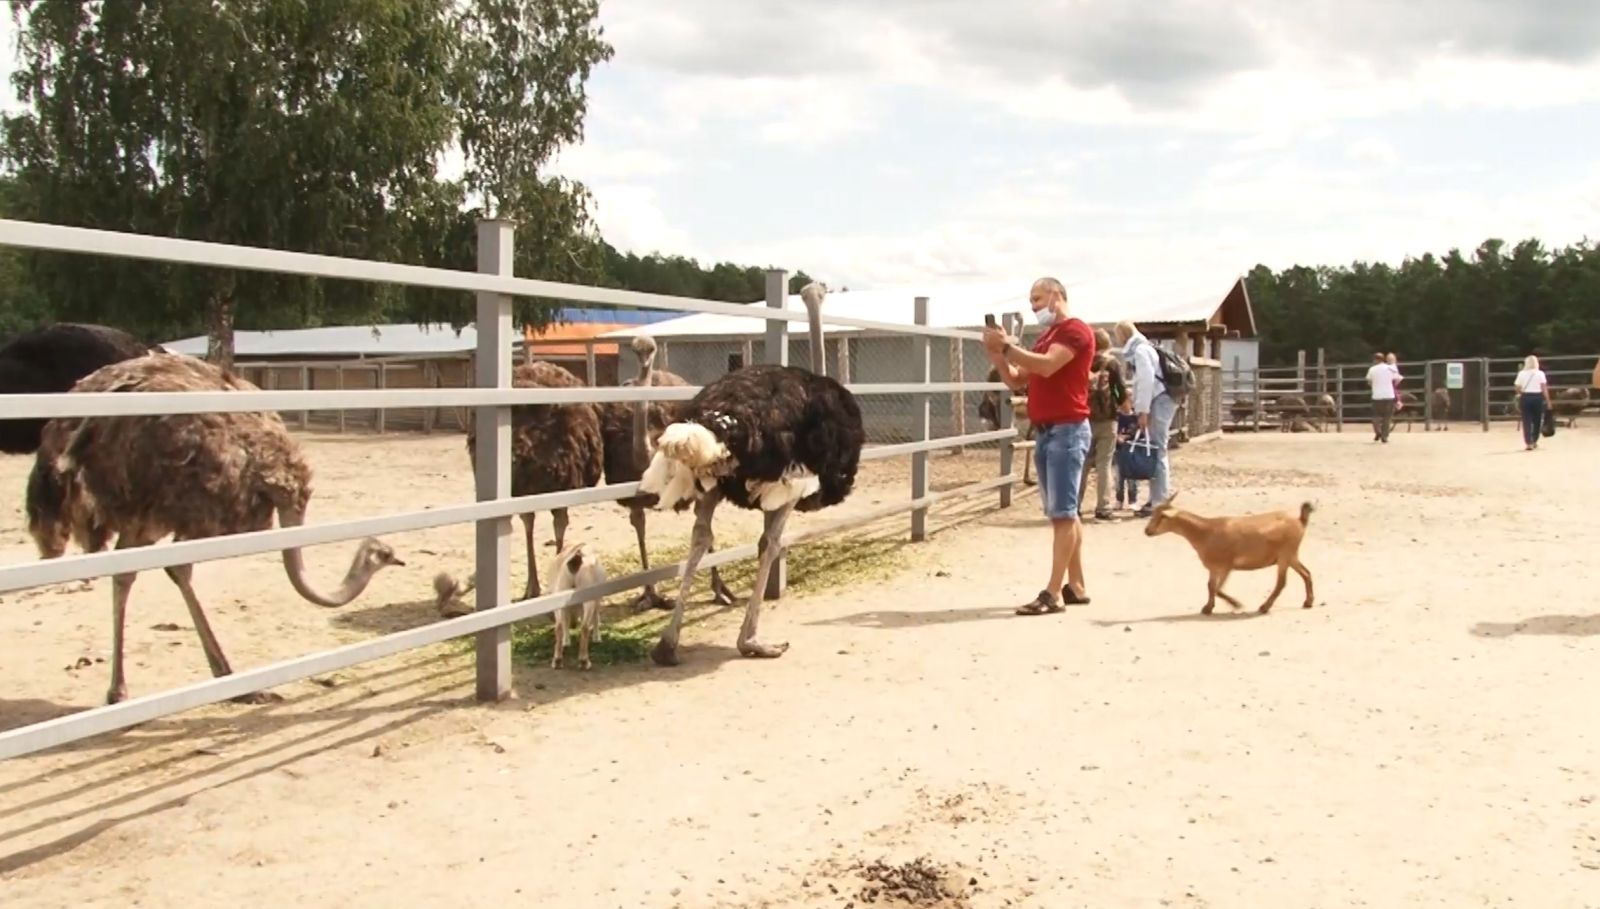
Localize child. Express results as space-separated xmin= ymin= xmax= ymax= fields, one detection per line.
xmin=1114 ymin=396 xmax=1140 ymax=510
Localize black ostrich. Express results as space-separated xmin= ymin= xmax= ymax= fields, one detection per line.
xmin=596 ymin=335 xmax=737 ymax=611
xmin=0 ymin=322 xmax=156 ymax=455
xmin=637 ymin=282 xmax=866 ymax=666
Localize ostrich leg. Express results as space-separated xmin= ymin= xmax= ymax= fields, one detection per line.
xmin=105 ymin=532 xmax=156 ymax=705
xmin=519 ymin=512 xmax=541 ymax=601
xmin=629 ymin=505 xmax=670 ymax=611
xmin=736 ymin=504 xmax=793 ymax=659
xmin=165 ymin=562 xmax=282 ymax=704
xmin=552 ymin=507 xmax=570 ymax=552
xmin=650 ymin=492 xmax=721 ymax=667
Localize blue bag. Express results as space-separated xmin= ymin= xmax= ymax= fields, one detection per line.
xmin=1116 ymin=429 xmax=1158 ymax=481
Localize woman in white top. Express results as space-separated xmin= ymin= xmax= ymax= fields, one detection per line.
xmin=1513 ymin=355 xmax=1551 ymax=450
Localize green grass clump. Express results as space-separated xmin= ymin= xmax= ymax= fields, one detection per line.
xmin=502 ymin=534 xmax=911 ymax=668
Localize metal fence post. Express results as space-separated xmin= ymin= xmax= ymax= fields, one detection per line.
xmin=1334 ymin=365 xmax=1344 ymax=431
xmin=762 ymin=268 xmax=789 ymax=599
xmin=911 ymin=296 xmax=931 ymax=541
xmin=1424 ymin=361 xmax=1435 ymax=431
xmin=1479 ymin=356 xmax=1491 ymax=432
xmin=473 ymin=218 xmax=514 ymax=703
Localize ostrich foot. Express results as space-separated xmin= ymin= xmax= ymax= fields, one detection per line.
xmin=230 ymin=690 xmax=284 ymax=705
xmin=737 ymin=639 xmax=789 ymax=659
xmin=632 ymin=586 xmax=674 ymax=612
xmin=106 ymin=684 xmax=128 ymax=705
xmin=650 ymin=638 xmax=681 ymax=667
xmin=710 ymin=572 xmax=736 ymax=607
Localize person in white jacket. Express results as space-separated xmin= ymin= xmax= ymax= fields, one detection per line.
xmin=1114 ymin=320 xmax=1177 ymax=516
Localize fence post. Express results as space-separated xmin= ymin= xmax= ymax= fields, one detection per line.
xmin=911 ymin=297 xmax=931 ymax=541
xmin=1334 ymin=365 xmax=1344 ymax=431
xmin=762 ymin=267 xmax=789 ymax=599
xmin=1479 ymin=356 xmax=1491 ymax=432
xmin=1252 ymin=368 xmax=1262 ymax=431
xmin=1424 ymin=362 xmax=1435 ymax=431
xmin=473 ymin=218 xmax=514 ymax=703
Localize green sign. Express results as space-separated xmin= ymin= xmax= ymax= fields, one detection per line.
xmin=1445 ymin=361 xmax=1464 ymax=390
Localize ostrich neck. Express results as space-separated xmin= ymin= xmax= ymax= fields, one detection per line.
xmin=632 ymin=355 xmax=654 ymax=469
xmin=803 ymin=304 xmax=825 ymax=375
xmin=277 ymin=509 xmax=380 ymax=607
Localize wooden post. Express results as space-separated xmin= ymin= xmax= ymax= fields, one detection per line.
xmin=911 ymin=297 xmax=931 ymax=542
xmin=837 ymin=337 xmax=851 ymax=383
xmin=422 ymin=360 xmax=437 ymax=434
xmin=950 ymin=338 xmax=965 ymax=451
xmin=1296 ymin=349 xmax=1307 ymax=393
xmin=299 ymin=366 xmax=310 ymax=430
xmin=585 ymin=340 xmax=597 ymax=386
xmin=762 ymin=268 xmax=789 ymax=599
xmin=473 ymin=218 xmax=514 ymax=703
xmin=742 ymin=338 xmax=754 ymax=372
xmin=375 ymin=363 xmax=388 ymax=434
xmin=1334 ymin=365 xmax=1345 ymax=431
xmin=1316 ymin=348 xmax=1326 ymax=394
xmin=336 ymin=365 xmax=346 ymax=434
xmin=1252 ymin=368 xmax=1262 ymax=431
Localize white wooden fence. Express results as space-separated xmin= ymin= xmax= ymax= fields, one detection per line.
xmin=0 ymin=217 xmax=1022 ymax=760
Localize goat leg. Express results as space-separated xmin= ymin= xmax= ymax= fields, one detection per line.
xmin=551 ymin=604 xmax=568 ymax=669
xmin=1293 ymin=558 xmax=1314 ymax=608
xmin=1211 ymin=568 xmax=1244 ymax=611
xmin=578 ymin=601 xmax=597 ymax=670
xmin=1259 ymin=561 xmax=1291 ymax=613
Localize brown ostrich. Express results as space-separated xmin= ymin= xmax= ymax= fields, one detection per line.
xmin=596 ymin=335 xmax=736 ymax=611
xmin=462 ymin=360 xmax=604 ymax=601
xmin=25 ymin=352 xmax=405 ymax=705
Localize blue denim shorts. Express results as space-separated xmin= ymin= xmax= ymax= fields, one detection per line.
xmin=1033 ymin=419 xmax=1091 ymax=520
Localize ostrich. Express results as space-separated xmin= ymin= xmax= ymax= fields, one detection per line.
xmin=596 ymin=335 xmax=736 ymax=611
xmin=462 ymin=360 xmax=603 ymax=601
xmin=637 ymin=282 xmax=866 ymax=666
xmin=0 ymin=321 xmax=156 ymax=455
xmin=26 ymin=352 xmax=405 ymax=705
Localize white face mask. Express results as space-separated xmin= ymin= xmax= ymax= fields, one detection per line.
xmin=1033 ymin=307 xmax=1057 ymax=327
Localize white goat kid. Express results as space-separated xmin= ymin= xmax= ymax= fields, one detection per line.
xmin=546 ymin=542 xmax=608 ymax=670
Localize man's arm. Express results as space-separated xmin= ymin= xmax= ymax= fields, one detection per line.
xmin=1001 ymin=341 xmax=1076 ymax=378
xmin=1132 ymin=346 xmax=1158 ymax=414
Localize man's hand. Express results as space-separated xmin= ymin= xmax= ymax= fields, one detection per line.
xmin=982 ymin=326 xmax=1008 ymax=356
xmin=1137 ymin=412 xmax=1149 ymax=430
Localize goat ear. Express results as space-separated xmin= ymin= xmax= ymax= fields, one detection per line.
xmin=1164 ymin=490 xmax=1180 ymax=506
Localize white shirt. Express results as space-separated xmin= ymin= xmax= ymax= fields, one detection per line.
xmin=1366 ymin=363 xmax=1399 ymax=400
xmin=1514 ymin=368 xmax=1548 ymax=395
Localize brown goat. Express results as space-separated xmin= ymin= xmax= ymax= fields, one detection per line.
xmin=1143 ymin=491 xmax=1315 ymax=615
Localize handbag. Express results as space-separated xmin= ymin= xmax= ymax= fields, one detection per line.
xmin=1117 ymin=429 xmax=1158 ymax=481
xmin=1541 ymin=407 xmax=1556 ymax=438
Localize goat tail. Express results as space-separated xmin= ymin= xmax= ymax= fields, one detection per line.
xmin=1299 ymin=501 xmax=1315 ymax=526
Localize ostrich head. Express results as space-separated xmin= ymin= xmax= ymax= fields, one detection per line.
xmin=799 ymin=281 xmax=828 ymax=375
xmin=630 ymin=333 xmax=658 ymax=468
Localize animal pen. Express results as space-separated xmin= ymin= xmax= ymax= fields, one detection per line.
xmin=1221 ymin=352 xmax=1598 ymax=433
xmin=0 ymin=217 xmax=1030 ymax=761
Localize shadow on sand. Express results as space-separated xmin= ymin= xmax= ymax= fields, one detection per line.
xmin=1470 ymin=614 xmax=1600 ymax=638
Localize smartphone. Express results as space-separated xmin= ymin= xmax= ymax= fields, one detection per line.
xmin=984 ymin=313 xmax=998 ymax=328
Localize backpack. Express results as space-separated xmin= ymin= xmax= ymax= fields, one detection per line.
xmin=1088 ymin=354 xmax=1126 ymax=421
xmin=1152 ymin=344 xmax=1195 ymax=402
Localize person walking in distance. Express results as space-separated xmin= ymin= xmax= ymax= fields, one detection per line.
xmin=1113 ymin=320 xmax=1177 ymax=517
xmin=1513 ymin=354 xmax=1551 ymax=451
xmin=1366 ymin=352 xmax=1400 ymax=442
xmin=1077 ymin=326 xmax=1125 ymax=522
xmin=983 ymin=276 xmax=1096 ymax=614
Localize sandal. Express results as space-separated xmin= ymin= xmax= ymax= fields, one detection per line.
xmin=1062 ymin=585 xmax=1091 ymax=605
xmin=1016 ymin=591 xmax=1062 ymax=615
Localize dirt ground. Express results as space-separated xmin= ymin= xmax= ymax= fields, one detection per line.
xmin=1 ymin=421 xmax=1598 ymax=908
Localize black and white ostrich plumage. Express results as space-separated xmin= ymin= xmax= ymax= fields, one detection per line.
xmin=636 ymin=282 xmax=866 ymax=666
xmin=0 ymin=322 xmax=156 ymax=455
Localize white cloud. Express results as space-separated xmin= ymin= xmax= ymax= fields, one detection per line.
xmin=584 ymin=185 xmax=693 ymax=257
xmin=1346 ymin=138 xmax=1401 ymax=168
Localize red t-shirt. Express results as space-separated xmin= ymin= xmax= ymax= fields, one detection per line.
xmin=1026 ymin=317 xmax=1095 ymax=425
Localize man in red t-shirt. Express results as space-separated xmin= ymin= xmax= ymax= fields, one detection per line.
xmin=982 ymin=276 xmax=1095 ymax=615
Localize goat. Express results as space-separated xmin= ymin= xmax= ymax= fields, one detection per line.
xmin=545 ymin=541 xmax=608 ymax=670
xmin=1142 ymin=491 xmax=1315 ymax=615
xmin=1430 ymin=388 xmax=1452 ymax=430
xmin=1552 ymin=386 xmax=1589 ymax=428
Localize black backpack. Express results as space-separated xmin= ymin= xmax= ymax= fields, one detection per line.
xmin=1154 ymin=345 xmax=1195 ymax=402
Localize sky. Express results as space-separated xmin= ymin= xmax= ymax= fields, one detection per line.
xmin=4 ymin=1 xmax=1599 ymax=299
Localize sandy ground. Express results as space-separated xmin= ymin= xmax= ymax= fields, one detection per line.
xmin=1 ymin=420 xmax=1598 ymax=908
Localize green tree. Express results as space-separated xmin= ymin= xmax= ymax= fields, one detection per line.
xmin=1 ymin=0 xmax=613 ymax=366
